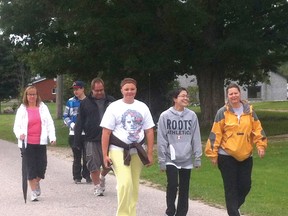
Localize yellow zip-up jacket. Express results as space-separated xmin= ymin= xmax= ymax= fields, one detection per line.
xmin=205 ymin=101 xmax=267 ymax=161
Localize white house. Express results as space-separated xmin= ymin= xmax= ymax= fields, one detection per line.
xmin=177 ymin=71 xmax=287 ymax=101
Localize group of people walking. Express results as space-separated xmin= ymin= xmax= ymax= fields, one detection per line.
xmin=13 ymin=78 xmax=267 ymax=216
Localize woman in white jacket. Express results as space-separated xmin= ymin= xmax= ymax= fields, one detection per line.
xmin=13 ymin=86 xmax=56 ymax=201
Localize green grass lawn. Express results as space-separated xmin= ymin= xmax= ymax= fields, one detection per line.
xmin=141 ymin=140 xmax=288 ymax=216
xmin=244 ymin=140 xmax=288 ymax=216
xmin=0 ymin=102 xmax=69 ymax=148
xmin=251 ymin=100 xmax=288 ymax=110
xmin=0 ymin=114 xmax=16 ymax=142
xmin=1 ymin=101 xmax=288 ymax=216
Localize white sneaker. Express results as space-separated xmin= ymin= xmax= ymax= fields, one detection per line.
xmin=31 ymin=191 xmax=38 ymax=201
xmin=35 ymin=182 xmax=41 ymax=196
xmin=100 ymin=176 xmax=106 ymax=192
xmin=94 ymin=184 xmax=104 ymax=196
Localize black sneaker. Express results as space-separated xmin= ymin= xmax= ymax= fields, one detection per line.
xmin=74 ymin=179 xmax=81 ymax=184
xmin=86 ymin=178 xmax=92 ymax=184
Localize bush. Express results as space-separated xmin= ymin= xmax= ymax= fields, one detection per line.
xmin=3 ymin=107 xmax=14 ymax=114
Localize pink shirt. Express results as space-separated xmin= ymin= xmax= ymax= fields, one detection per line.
xmin=27 ymin=107 xmax=41 ymax=144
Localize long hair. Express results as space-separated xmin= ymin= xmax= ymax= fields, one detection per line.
xmin=22 ymin=86 xmax=42 ymax=107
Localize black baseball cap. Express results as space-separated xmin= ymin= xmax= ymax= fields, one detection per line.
xmin=70 ymin=81 xmax=85 ymax=89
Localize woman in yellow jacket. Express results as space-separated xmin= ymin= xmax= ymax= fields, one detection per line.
xmin=205 ymin=83 xmax=267 ymax=216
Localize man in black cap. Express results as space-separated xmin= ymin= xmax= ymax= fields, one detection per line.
xmin=63 ymin=81 xmax=91 ymax=184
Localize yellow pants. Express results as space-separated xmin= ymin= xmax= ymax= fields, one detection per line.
xmin=110 ymin=150 xmax=143 ymax=216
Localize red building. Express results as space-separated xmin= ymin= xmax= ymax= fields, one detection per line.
xmin=32 ymin=78 xmax=57 ymax=102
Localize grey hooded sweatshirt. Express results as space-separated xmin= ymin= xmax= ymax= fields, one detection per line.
xmin=157 ymin=107 xmax=202 ymax=170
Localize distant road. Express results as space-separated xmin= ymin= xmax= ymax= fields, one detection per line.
xmin=0 ymin=139 xmax=228 ymax=216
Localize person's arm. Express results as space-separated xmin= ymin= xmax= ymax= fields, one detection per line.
xmin=191 ymin=113 xmax=202 ymax=168
xmin=251 ymin=110 xmax=267 ymax=158
xmin=63 ymin=100 xmax=74 ymax=129
xmin=101 ymin=128 xmax=112 ymax=168
xmin=74 ymin=102 xmax=84 ymax=148
xmin=156 ymin=114 xmax=168 ymax=171
xmin=44 ymin=103 xmax=56 ymax=145
xmin=205 ymin=109 xmax=224 ymax=165
xmin=13 ymin=107 xmax=23 ymax=139
xmin=144 ymin=127 xmax=154 ymax=167
xmin=13 ymin=106 xmax=26 ymax=143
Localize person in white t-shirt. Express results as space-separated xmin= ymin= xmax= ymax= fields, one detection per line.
xmin=100 ymin=78 xmax=155 ymax=216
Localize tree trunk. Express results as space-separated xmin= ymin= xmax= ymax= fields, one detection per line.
xmin=197 ymin=68 xmax=225 ymax=127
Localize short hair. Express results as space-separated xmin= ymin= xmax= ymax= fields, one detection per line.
xmin=170 ymin=87 xmax=188 ymax=105
xmin=22 ymin=86 xmax=42 ymax=107
xmin=120 ymin=78 xmax=137 ymax=88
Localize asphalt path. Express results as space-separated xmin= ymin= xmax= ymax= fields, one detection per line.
xmin=0 ymin=139 xmax=228 ymax=216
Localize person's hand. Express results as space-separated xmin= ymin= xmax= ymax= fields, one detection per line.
xmin=210 ymin=157 xmax=218 ymax=165
xmin=73 ymin=145 xmax=82 ymax=151
xmin=50 ymin=141 xmax=56 ymax=146
xmin=20 ymin=134 xmax=25 ymax=141
xmin=258 ymin=148 xmax=265 ymax=158
xmin=145 ymin=153 xmax=154 ymax=167
xmin=103 ymin=156 xmax=113 ymax=169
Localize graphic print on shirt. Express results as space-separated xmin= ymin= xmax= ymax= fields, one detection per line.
xmin=121 ymin=109 xmax=143 ymax=142
xmin=68 ymin=100 xmax=79 ymax=113
xmin=67 ymin=100 xmax=80 ymax=123
xmin=166 ymin=119 xmax=192 ymax=137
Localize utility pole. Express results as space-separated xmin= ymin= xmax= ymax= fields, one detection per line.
xmin=56 ymin=74 xmax=64 ymax=119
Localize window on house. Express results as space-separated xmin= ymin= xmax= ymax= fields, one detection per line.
xmin=248 ymin=86 xmax=261 ymax=99
xmin=52 ymin=88 xmax=57 ymax=94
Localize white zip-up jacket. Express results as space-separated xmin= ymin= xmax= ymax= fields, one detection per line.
xmin=13 ymin=102 xmax=56 ymax=148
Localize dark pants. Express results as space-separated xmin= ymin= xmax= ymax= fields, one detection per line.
xmin=69 ymin=135 xmax=90 ymax=180
xmin=165 ymin=165 xmax=191 ymax=216
xmin=25 ymin=144 xmax=47 ymax=180
xmin=218 ymin=155 xmax=253 ymax=216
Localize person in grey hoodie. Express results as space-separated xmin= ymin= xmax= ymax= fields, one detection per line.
xmin=157 ymin=87 xmax=202 ymax=216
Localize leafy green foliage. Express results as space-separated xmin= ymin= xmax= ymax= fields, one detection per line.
xmin=1 ymin=0 xmax=288 ymax=124
xmin=0 ymin=37 xmax=20 ymax=103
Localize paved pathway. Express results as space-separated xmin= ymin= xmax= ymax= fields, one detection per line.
xmin=0 ymin=139 xmax=228 ymax=216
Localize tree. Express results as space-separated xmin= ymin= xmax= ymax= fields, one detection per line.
xmin=0 ymin=0 xmax=178 ymax=119
xmin=1 ymin=0 xmax=288 ymax=125
xmin=189 ymin=0 xmax=288 ymax=125
xmin=0 ymin=36 xmax=21 ymax=112
xmin=279 ymin=62 xmax=288 ymax=77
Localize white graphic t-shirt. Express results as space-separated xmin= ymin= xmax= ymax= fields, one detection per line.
xmin=100 ymin=99 xmax=155 ymax=153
